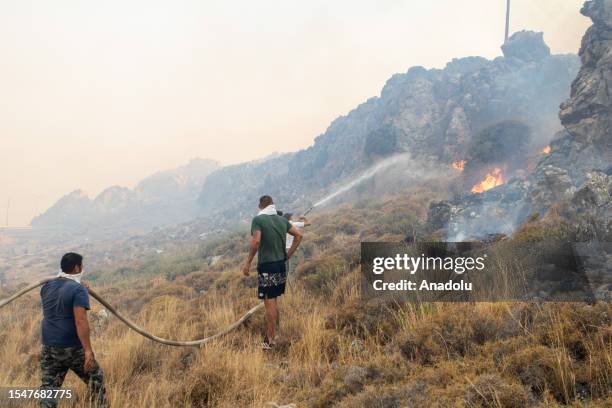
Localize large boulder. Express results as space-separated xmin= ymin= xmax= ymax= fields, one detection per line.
xmin=501 ymin=31 xmax=551 ymax=62
xmin=582 ymin=0 xmax=612 ymax=28
xmin=564 ymin=171 xmax=612 ymax=241
xmin=529 ymin=165 xmax=576 ymax=211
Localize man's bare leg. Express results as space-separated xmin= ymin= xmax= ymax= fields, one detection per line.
xmin=276 ymin=299 xmax=280 ymax=333
xmin=264 ymin=298 xmax=278 ymax=343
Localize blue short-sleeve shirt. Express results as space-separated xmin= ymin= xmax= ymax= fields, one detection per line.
xmin=40 ymin=278 xmax=90 ymax=348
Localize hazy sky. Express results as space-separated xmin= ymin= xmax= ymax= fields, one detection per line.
xmin=0 ymin=0 xmax=590 ymax=226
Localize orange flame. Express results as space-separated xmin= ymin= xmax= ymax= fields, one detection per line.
xmin=471 ymin=168 xmax=504 ymax=193
xmin=542 ymin=145 xmax=551 ymax=154
xmin=452 ymin=160 xmax=466 ymax=171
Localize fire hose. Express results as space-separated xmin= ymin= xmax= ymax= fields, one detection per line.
xmin=0 ymin=277 xmax=263 ymax=347
xmin=0 ymin=207 xmax=318 ymax=346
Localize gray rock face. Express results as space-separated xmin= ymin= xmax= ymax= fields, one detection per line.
xmin=526 ymin=0 xmax=611 ymax=215
xmin=573 ymin=240 xmax=612 ymax=302
xmin=559 ymin=0 xmax=612 ymax=150
xmin=582 ymin=0 xmax=612 ymax=29
xmin=199 ymin=31 xmax=579 ymax=219
xmin=529 ymin=165 xmax=577 ymax=208
xmin=565 ymin=171 xmax=612 ymax=240
xmin=502 ymin=31 xmax=551 ymax=62
xmin=438 ymin=0 xmax=612 ymax=241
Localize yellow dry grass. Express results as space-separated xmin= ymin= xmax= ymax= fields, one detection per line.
xmin=0 ymin=190 xmax=610 ymax=407
xmin=1 ymin=271 xmax=611 ymax=407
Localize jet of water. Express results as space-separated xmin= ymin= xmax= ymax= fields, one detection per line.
xmin=311 ymin=153 xmax=410 ymax=209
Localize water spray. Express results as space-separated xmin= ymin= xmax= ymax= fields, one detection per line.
xmin=297 ymin=153 xmax=411 ymax=217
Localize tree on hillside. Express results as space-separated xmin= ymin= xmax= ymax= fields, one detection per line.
xmin=466 ymin=120 xmax=532 ymax=169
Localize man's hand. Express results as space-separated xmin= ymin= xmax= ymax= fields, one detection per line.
xmin=243 ymin=231 xmax=260 ymax=277
xmin=74 ymin=306 xmax=94 ymax=372
xmin=84 ymin=350 xmax=95 ymax=373
xmin=242 ymin=263 xmax=250 ymax=276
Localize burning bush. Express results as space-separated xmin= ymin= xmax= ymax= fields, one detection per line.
xmin=449 ymin=120 xmax=533 ymax=193
xmin=470 ymin=167 xmax=505 ymax=193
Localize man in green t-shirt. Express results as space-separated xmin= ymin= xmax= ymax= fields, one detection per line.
xmin=242 ymin=195 xmax=302 ymax=349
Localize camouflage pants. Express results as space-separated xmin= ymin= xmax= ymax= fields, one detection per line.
xmin=39 ymin=345 xmax=108 ymax=408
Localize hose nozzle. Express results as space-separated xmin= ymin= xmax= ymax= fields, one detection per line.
xmin=302 ymin=206 xmax=314 ymax=216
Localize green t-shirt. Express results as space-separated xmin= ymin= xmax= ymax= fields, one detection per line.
xmin=251 ymin=214 xmax=292 ymax=264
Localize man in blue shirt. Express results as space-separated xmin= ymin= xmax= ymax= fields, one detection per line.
xmin=39 ymin=253 xmax=107 ymax=408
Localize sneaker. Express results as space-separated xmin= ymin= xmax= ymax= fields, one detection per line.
xmin=261 ymin=336 xmax=275 ymax=350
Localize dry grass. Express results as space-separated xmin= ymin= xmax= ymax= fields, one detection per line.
xmin=0 ymin=190 xmax=610 ymax=407
xmin=2 ymin=270 xmax=610 ymax=407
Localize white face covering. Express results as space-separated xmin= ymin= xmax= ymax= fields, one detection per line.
xmin=57 ymin=269 xmax=83 ymax=284
xmin=258 ymin=204 xmax=277 ymax=215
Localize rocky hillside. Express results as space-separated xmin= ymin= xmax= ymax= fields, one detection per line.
xmin=32 ymin=30 xmax=584 ymax=237
xmin=198 ymin=30 xmax=579 ymax=218
xmin=32 ymin=158 xmax=219 ymax=236
xmin=435 ymin=0 xmax=611 ymax=242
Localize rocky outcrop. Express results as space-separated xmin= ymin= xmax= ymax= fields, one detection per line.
xmin=501 ymin=31 xmax=550 ymax=62
xmin=535 ymin=0 xmax=611 ymax=187
xmin=563 ymin=170 xmax=612 ymax=240
xmin=438 ymin=0 xmax=612 ymax=242
xmin=199 ymin=31 xmax=579 ymax=218
xmin=93 ymin=186 xmax=139 ymax=214
xmin=32 ymin=190 xmax=94 ymax=229
xmin=520 ymin=0 xmax=611 ymax=221
xmin=32 ymin=158 xmax=219 ymax=236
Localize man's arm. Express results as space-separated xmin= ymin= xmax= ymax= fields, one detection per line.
xmin=286 ymin=226 xmax=303 ymax=259
xmin=73 ymin=306 xmax=95 ymax=372
xmin=243 ymin=230 xmax=261 ymax=276
xmin=298 ymin=216 xmax=311 ymax=227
